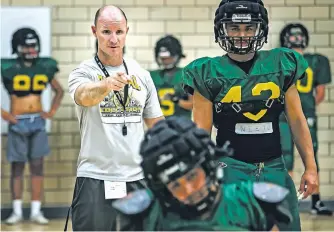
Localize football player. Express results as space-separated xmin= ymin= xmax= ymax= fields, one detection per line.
xmin=1 ymin=27 xmax=64 ymax=224
xmin=181 ymin=0 xmax=318 ymax=230
xmin=279 ymin=23 xmax=332 ymax=216
xmin=112 ymin=116 xmax=292 ymax=231
xmin=150 ymin=35 xmax=193 ymax=119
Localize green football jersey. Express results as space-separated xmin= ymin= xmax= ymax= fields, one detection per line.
xmin=142 ymin=181 xmax=285 ymax=231
xmin=182 ymin=48 xmax=308 ymax=162
xmin=1 ymin=57 xmax=59 ymax=97
xmin=150 ymin=68 xmax=192 ymax=118
xmin=280 ymin=53 xmax=332 ymax=121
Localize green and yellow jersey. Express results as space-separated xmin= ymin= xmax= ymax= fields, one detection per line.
xmin=280 ymin=53 xmax=332 ymax=121
xmin=150 ymin=68 xmax=192 ymax=119
xmin=1 ymin=58 xmax=59 ymax=97
xmin=182 ymin=48 xmax=308 ymax=162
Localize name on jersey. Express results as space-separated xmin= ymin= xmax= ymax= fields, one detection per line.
xmin=235 ymin=122 xmax=273 ymax=134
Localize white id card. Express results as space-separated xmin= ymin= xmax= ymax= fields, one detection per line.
xmin=235 ymin=122 xmax=273 ymax=134
xmin=104 ymin=181 xmax=127 ymax=199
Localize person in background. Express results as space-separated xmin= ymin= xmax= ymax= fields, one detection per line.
xmin=279 ymin=23 xmax=332 ymax=216
xmin=1 ymin=27 xmax=64 ymax=225
xmin=150 ymin=35 xmax=193 ymax=119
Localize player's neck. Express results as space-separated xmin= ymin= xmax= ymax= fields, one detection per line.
xmin=293 ymin=48 xmax=304 ymax=55
xmin=97 ymin=50 xmax=123 ymax=67
xmin=227 ymin=52 xmax=255 ymax=62
xmin=163 ymin=67 xmax=178 ymax=77
xmin=22 ymin=60 xmax=33 ymax=67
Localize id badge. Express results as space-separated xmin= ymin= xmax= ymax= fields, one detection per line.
xmin=104 ymin=181 xmax=127 ymax=199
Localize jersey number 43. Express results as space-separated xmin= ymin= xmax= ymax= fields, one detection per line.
xmin=221 ymin=81 xmax=280 ymax=122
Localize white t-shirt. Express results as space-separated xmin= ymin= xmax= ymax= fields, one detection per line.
xmin=68 ymin=57 xmax=163 ymax=182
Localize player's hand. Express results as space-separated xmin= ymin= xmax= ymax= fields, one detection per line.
xmin=163 ymin=93 xmax=179 ymax=103
xmin=105 ymin=72 xmax=130 ymax=91
xmin=41 ymin=111 xmax=54 ymax=119
xmin=299 ymin=169 xmax=318 ymax=199
xmin=2 ymin=112 xmax=17 ymax=124
xmin=162 ymin=93 xmax=173 ymax=100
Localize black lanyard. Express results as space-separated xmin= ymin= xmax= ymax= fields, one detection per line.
xmin=94 ymin=55 xmax=129 ymax=136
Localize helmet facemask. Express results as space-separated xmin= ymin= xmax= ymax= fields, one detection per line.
xmin=159 ymin=155 xmax=222 ymax=207
xmin=216 ymin=14 xmax=266 ymax=54
xmin=142 ymin=141 xmax=223 ymax=219
xmin=154 ymin=35 xmax=185 ymax=71
xmin=156 ymin=47 xmax=180 ymax=70
xmin=139 ymin=117 xmax=232 ymax=219
xmin=214 ymin=0 xmax=269 ymax=55
xmin=281 ymin=26 xmax=308 ymax=49
xmin=12 ymin=28 xmax=41 ymax=62
xmin=17 ymin=43 xmax=40 ymax=61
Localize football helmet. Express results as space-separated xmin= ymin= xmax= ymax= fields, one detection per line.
xmin=140 ymin=116 xmax=233 ymax=219
xmin=280 ymin=23 xmax=309 ymax=49
xmin=214 ymin=0 xmax=269 ymax=54
xmin=11 ymin=27 xmax=40 ymax=61
xmin=154 ymin=35 xmax=185 ymax=70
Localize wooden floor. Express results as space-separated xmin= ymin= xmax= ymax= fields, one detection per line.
xmin=1 ymin=213 xmax=334 ymax=231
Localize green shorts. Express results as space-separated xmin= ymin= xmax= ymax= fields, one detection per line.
xmin=279 ymin=117 xmax=319 ymax=172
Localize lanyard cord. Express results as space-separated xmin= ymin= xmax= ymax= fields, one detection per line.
xmin=95 ymin=55 xmax=129 ymax=136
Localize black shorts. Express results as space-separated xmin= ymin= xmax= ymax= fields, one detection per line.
xmin=69 ymin=177 xmax=147 ymax=231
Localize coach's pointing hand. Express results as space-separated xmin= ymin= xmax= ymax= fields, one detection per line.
xmin=105 ymin=72 xmax=130 ymax=91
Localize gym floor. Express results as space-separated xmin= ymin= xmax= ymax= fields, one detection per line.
xmin=1 ymin=213 xmax=334 ymax=231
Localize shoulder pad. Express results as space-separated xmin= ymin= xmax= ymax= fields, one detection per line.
xmin=253 ymin=182 xmax=289 ymax=203
xmin=36 ymin=57 xmax=58 ymax=70
xmin=38 ymin=57 xmax=58 ymax=67
xmin=112 ymin=189 xmax=153 ymax=215
xmin=184 ymin=56 xmax=211 ymax=70
xmin=1 ymin=58 xmax=16 ymax=71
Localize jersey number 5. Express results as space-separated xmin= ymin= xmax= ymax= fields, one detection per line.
xmin=158 ymin=88 xmax=175 ymax=117
xmin=221 ymin=82 xmax=280 ymax=121
xmin=296 ymin=67 xmax=313 ymax=93
xmin=13 ymin=74 xmax=49 ymax=91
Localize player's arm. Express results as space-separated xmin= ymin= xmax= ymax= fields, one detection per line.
xmin=285 ymin=84 xmax=318 ymax=197
xmin=181 ymin=59 xmax=213 ymax=132
xmin=270 ymin=224 xmax=280 ymax=231
xmin=178 ymin=94 xmax=193 ymax=110
xmin=1 ymin=108 xmax=17 ymax=124
xmin=193 ymin=90 xmax=213 ymax=134
xmin=315 ymin=85 xmax=326 ymax=105
xmin=0 ymin=72 xmax=17 ymax=123
xmin=315 ymin=55 xmax=332 ymax=105
xmin=48 ymin=75 xmax=64 ymax=116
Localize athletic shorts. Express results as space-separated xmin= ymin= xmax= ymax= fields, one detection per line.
xmin=7 ymin=113 xmax=50 ymax=163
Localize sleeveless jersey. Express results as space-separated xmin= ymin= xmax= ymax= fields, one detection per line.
xmin=1 ymin=58 xmax=59 ymax=97
xmin=182 ymin=48 xmax=308 ymax=162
